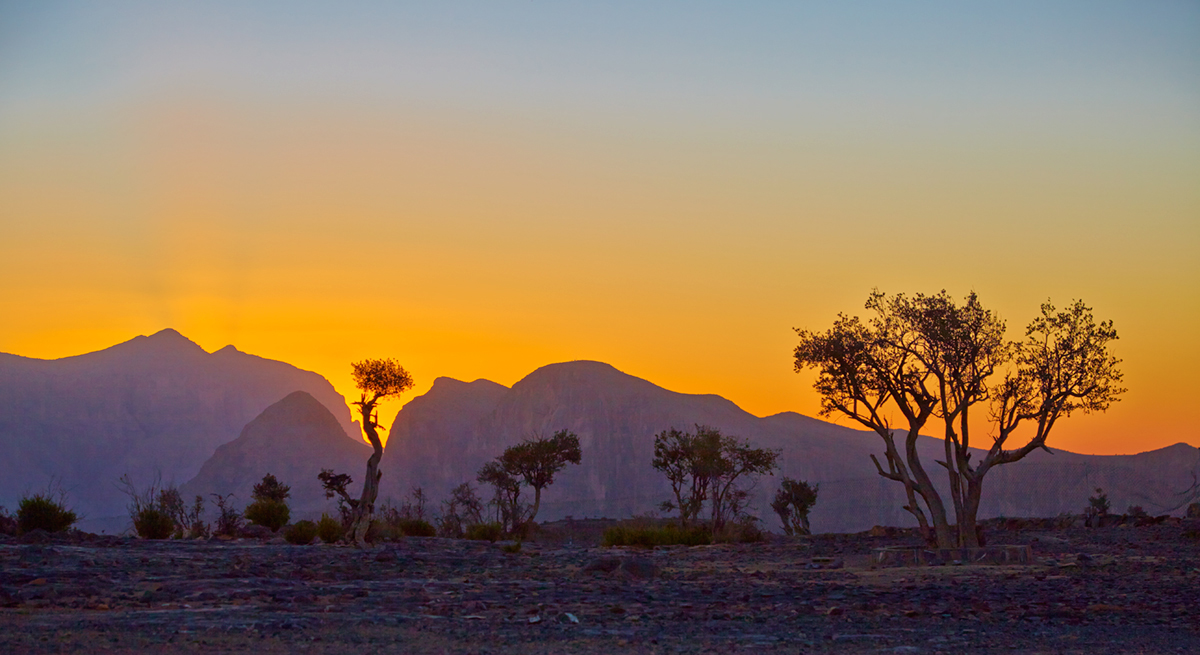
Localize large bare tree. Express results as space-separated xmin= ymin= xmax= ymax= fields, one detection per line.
xmin=794 ymin=291 xmax=1123 ymax=549
xmin=343 ymin=358 xmax=413 ymax=547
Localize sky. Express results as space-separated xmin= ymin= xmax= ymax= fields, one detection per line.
xmin=1 ymin=1 xmax=1197 ymax=455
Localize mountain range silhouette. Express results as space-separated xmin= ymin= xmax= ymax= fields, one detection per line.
xmin=2 ymin=332 xmax=1196 ymax=533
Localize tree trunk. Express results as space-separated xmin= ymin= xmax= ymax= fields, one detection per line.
xmin=529 ymin=486 xmax=542 ymax=528
xmin=905 ymin=435 xmax=954 ymax=548
xmin=349 ymin=402 xmax=384 ymax=548
xmin=943 ymin=432 xmax=966 ymax=546
xmin=960 ymin=477 xmax=984 ymax=548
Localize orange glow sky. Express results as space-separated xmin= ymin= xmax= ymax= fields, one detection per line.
xmin=2 ymin=3 xmax=1197 ymax=455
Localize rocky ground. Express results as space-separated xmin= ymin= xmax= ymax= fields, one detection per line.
xmin=2 ymin=520 xmax=1198 ymax=654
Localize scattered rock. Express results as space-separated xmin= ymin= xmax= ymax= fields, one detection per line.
xmin=20 ymin=530 xmax=51 ymax=544
xmin=619 ymin=557 xmax=658 ymax=579
xmin=581 ymin=556 xmax=622 ymax=573
xmin=240 ymin=525 xmax=273 ymax=540
xmin=375 ymin=548 xmax=398 ymax=563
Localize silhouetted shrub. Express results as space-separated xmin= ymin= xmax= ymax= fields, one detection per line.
xmin=285 ymin=520 xmax=318 ymax=545
xmin=211 ymin=493 xmax=244 ymax=537
xmin=398 ymin=518 xmax=436 ymax=537
xmin=714 ymin=516 xmax=766 ymax=544
xmin=602 ymin=524 xmax=711 ymax=548
xmin=18 ymin=494 xmax=78 ymax=534
xmin=366 ymin=519 xmax=392 ymax=542
xmin=437 ymin=482 xmax=485 ymax=538
xmin=465 ymin=522 xmax=503 ymax=542
xmin=244 ymin=499 xmax=290 ymax=532
xmin=253 ymin=474 xmax=291 ymax=503
xmin=133 ymin=507 xmax=175 ymax=539
xmin=118 ymin=475 xmax=209 ymax=539
xmin=0 ymin=507 xmax=16 ymax=536
xmin=1126 ymin=505 xmax=1147 ymax=518
xmin=317 ymin=513 xmax=343 ymax=544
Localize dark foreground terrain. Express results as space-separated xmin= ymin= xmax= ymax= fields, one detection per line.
xmin=2 ymin=521 xmax=1198 ymax=654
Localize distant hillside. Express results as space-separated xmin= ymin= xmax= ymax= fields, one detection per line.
xmin=0 ymin=329 xmax=359 ymax=524
xmin=181 ymin=391 xmax=371 ymax=515
xmin=380 ymin=361 xmax=1200 ymax=533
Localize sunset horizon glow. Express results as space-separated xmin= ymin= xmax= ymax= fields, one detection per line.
xmin=2 ymin=2 xmax=1196 ymax=456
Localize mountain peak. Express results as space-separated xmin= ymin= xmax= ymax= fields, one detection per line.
xmin=108 ymin=328 xmax=207 ymax=357
xmin=517 ymin=360 xmax=628 ymax=384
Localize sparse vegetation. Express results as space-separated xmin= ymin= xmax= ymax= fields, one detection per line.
xmin=317 ymin=513 xmax=344 ymax=543
xmin=118 ymin=475 xmax=208 ymax=539
xmin=372 ymin=488 xmax=438 ymax=541
xmin=602 ymin=523 xmax=712 ymax=548
xmin=0 ymin=506 xmax=16 ymax=536
xmin=477 ymin=461 xmax=527 ymax=534
xmin=211 ymin=493 xmax=244 ymax=537
xmin=713 ymin=515 xmax=766 ymax=543
xmin=318 ymin=469 xmax=357 ymax=527
xmin=252 ymin=473 xmax=291 ymax=503
xmin=772 ymin=477 xmax=819 ymax=536
xmin=1089 ymin=488 xmax=1111 ymax=516
xmin=244 ymin=473 xmax=291 ymax=532
xmin=133 ymin=507 xmax=175 ymax=539
xmin=476 ymin=430 xmax=582 ymax=535
xmin=652 ymin=425 xmax=779 ymax=531
xmin=244 ymin=500 xmax=290 ymax=532
xmin=17 ymin=492 xmax=78 ymax=533
xmin=464 ymin=522 xmax=502 ymax=542
xmin=437 ymin=482 xmax=485 ymax=538
xmin=285 ymin=520 xmax=318 ymax=545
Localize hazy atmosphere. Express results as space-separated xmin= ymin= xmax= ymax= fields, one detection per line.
xmin=2 ymin=1 xmax=1198 ymax=455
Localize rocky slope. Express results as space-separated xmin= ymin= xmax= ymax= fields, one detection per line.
xmin=180 ymin=391 xmax=372 ymax=516
xmin=0 ymin=330 xmax=358 ymax=522
xmin=379 ymin=361 xmax=1200 ymax=533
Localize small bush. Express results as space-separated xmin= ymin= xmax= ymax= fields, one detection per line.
xmin=465 ymin=522 xmax=503 ymax=542
xmin=17 ymin=494 xmax=78 ymax=533
xmin=1088 ymin=488 xmax=1110 ymax=516
xmin=1126 ymin=505 xmax=1147 ymax=518
xmin=119 ymin=475 xmax=209 ymax=539
xmin=285 ymin=520 xmax=318 ymax=545
xmin=367 ymin=520 xmax=397 ymax=542
xmin=0 ymin=506 xmax=17 ymax=536
xmin=317 ymin=513 xmax=344 ymax=544
xmin=211 ymin=493 xmax=244 ymax=537
xmin=602 ymin=524 xmax=711 ymax=548
xmin=714 ymin=516 xmax=766 ymax=544
xmin=253 ymin=474 xmax=291 ymax=503
xmin=133 ymin=507 xmax=175 ymax=539
xmin=398 ymin=518 xmax=436 ymax=537
xmin=500 ymin=541 xmax=522 ymax=554
xmin=244 ymin=499 xmax=290 ymax=532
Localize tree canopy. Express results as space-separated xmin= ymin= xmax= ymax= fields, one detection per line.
xmin=479 ymin=429 xmax=582 ymax=532
xmin=652 ymin=425 xmax=779 ymax=530
xmin=351 ymin=358 xmax=414 ymax=403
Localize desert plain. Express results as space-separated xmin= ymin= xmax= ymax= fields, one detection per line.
xmin=2 ymin=518 xmax=1198 ymax=654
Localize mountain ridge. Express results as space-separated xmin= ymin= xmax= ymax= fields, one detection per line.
xmin=378 ymin=361 xmax=1199 ymax=533
xmin=0 ymin=329 xmax=360 ymax=526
